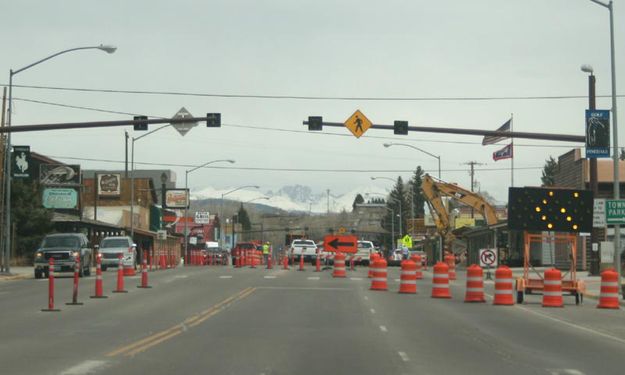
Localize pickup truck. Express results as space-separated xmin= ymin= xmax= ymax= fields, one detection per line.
xmin=353 ymin=240 xmax=375 ymax=266
xmin=33 ymin=233 xmax=93 ymax=278
xmin=290 ymin=239 xmax=318 ymax=263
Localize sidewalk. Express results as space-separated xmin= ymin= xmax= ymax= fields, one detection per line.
xmin=0 ymin=267 xmax=33 ymax=281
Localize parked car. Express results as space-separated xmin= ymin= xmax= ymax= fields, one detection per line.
xmin=98 ymin=236 xmax=136 ymax=271
xmin=34 ymin=233 xmax=92 ymax=278
xmin=205 ymin=241 xmax=228 ymax=263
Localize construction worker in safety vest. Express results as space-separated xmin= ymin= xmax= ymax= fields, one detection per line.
xmin=262 ymin=242 xmax=270 ymax=264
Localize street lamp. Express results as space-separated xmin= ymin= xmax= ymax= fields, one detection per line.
xmin=2 ymin=44 xmax=116 ymax=273
xmin=220 ymin=185 xmax=259 ymax=249
xmin=383 ymin=143 xmax=441 ymax=179
xmin=588 ymin=0 xmax=622 ymax=293
xmin=184 ymin=159 xmax=235 ymax=261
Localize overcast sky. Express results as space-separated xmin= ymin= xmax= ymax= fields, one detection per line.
xmin=2 ymin=0 xmax=624 ymax=203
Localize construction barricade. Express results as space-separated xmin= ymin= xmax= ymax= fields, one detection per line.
xmin=543 ymin=268 xmax=563 ymax=308
xmin=431 ymin=262 xmax=451 ymax=298
xmin=597 ymin=268 xmax=620 ymax=309
xmin=333 ymin=253 xmax=347 ymax=278
xmin=494 ymin=266 xmax=514 ymax=305
xmin=370 ymin=258 xmax=388 ymax=291
xmin=368 ymin=253 xmax=379 ymax=278
xmin=411 ymin=254 xmax=423 ymax=280
xmin=464 ymin=264 xmax=485 ymax=303
xmin=445 ymin=254 xmax=456 ymax=280
xmin=398 ymin=259 xmax=417 ymax=294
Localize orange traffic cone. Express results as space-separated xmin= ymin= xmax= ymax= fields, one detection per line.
xmin=370 ymin=258 xmax=388 ymax=291
xmin=542 ymin=268 xmax=563 ymax=308
xmin=398 ymin=259 xmax=417 ymax=294
xmin=464 ymin=264 xmax=485 ymax=303
xmin=597 ymin=268 xmax=620 ymax=309
xmin=431 ymin=262 xmax=451 ymax=298
xmin=493 ymin=266 xmax=514 ymax=305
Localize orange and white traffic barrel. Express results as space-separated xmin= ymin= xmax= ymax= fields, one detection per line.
xmin=431 ymin=261 xmax=451 ymax=298
xmin=411 ymin=254 xmax=423 ymax=280
xmin=493 ymin=266 xmax=514 ymax=305
xmin=333 ymin=253 xmax=346 ymax=278
xmin=597 ymin=268 xmax=620 ymax=309
xmin=368 ymin=253 xmax=379 ymax=278
xmin=370 ymin=258 xmax=388 ymax=291
xmin=445 ymin=254 xmax=456 ymax=280
xmin=542 ymin=268 xmax=563 ymax=308
xmin=464 ymin=264 xmax=485 ymax=303
xmin=398 ymin=259 xmax=417 ymax=294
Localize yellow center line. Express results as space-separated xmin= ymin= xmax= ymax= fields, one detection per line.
xmin=106 ymin=287 xmax=256 ymax=358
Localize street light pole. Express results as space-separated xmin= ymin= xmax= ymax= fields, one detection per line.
xmin=383 ymin=143 xmax=441 ymax=179
xmin=370 ymin=176 xmax=403 ymax=237
xmin=184 ymin=159 xmax=235 ymax=263
xmin=2 ymin=44 xmax=116 ymax=273
xmin=589 ymin=0 xmax=621 ymax=294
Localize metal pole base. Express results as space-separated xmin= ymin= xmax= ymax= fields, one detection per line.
xmin=137 ymin=286 xmax=152 ymax=289
xmin=112 ymin=290 xmax=128 ymax=293
xmin=90 ymin=295 xmax=108 ymax=299
xmin=41 ymin=309 xmax=61 ymax=312
xmin=65 ymin=302 xmax=84 ymax=306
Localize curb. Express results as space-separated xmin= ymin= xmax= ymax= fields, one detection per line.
xmin=582 ymin=291 xmax=625 ymax=307
xmin=0 ymin=273 xmax=31 ymax=282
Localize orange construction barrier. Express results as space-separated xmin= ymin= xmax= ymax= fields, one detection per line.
xmin=333 ymin=253 xmax=346 ymax=278
xmin=494 ymin=266 xmax=514 ymax=305
xmin=464 ymin=264 xmax=485 ymax=303
xmin=398 ymin=259 xmax=417 ymax=294
xmin=113 ymin=254 xmax=128 ymax=293
xmin=431 ymin=262 xmax=451 ymax=298
xmin=445 ymin=254 xmax=456 ymax=280
xmin=137 ymin=256 xmax=151 ymax=289
xmin=282 ymin=253 xmax=289 ymax=270
xmin=42 ymin=258 xmax=60 ymax=312
xmin=543 ymin=268 xmax=563 ymax=308
xmin=91 ymin=254 xmax=107 ymax=299
xmin=597 ymin=268 xmax=620 ymax=309
xmin=411 ymin=254 xmax=423 ymax=280
xmin=368 ymin=253 xmax=379 ymax=278
xmin=370 ymin=258 xmax=388 ymax=291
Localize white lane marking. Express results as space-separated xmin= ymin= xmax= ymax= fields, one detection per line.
xmin=548 ymin=370 xmax=586 ymax=375
xmin=394 ymin=279 xmax=400 ymax=282
xmin=398 ymin=351 xmax=410 ymax=362
xmin=219 ymin=276 xmax=233 ymax=279
xmin=370 ymin=308 xmax=376 ymax=314
xmin=60 ymin=360 xmax=108 ymax=375
xmin=256 ymin=286 xmax=350 ymax=291
xmin=350 ymin=277 xmax=363 ymax=280
xmin=307 ymin=276 xmax=320 ymax=280
xmin=364 ymin=296 xmax=369 ymax=300
xmin=379 ymin=325 xmax=388 ymax=332
xmin=263 ymin=276 xmax=276 ymax=279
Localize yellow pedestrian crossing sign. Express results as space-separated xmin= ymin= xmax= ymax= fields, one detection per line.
xmin=344 ymin=110 xmax=372 ymax=138
xmin=401 ymin=235 xmax=412 ymax=248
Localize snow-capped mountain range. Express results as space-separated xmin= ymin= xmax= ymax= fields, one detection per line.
xmin=191 ymin=185 xmax=390 ymax=213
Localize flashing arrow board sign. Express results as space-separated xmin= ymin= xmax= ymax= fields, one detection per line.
xmin=344 ymin=110 xmax=372 ymax=138
xmin=324 ymin=235 xmax=358 ymax=253
xmin=606 ymin=199 xmax=625 ymax=224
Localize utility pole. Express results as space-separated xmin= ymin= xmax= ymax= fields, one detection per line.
xmin=327 ymin=189 xmax=330 ymax=214
xmin=463 ymin=161 xmax=485 ymax=218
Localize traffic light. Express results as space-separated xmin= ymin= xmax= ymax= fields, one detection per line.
xmin=394 ymin=120 xmax=408 ymax=135
xmin=308 ymin=116 xmax=323 ymax=131
xmin=206 ymin=113 xmax=221 ymax=127
xmin=133 ymin=116 xmax=148 ymax=131
xmin=508 ymin=187 xmax=593 ymax=233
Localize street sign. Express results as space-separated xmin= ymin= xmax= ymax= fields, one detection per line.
xmin=157 ymin=230 xmax=167 ymax=240
xmin=338 ymin=226 xmax=346 ymax=234
xmin=600 ymin=241 xmax=614 ymax=263
xmin=593 ymin=199 xmax=606 ymax=227
xmin=585 ymin=109 xmax=610 ymax=158
xmin=171 ymin=107 xmax=198 ymax=136
xmin=323 ymin=235 xmax=358 ymax=253
xmin=606 ymin=199 xmax=625 ymax=225
xmin=479 ymin=248 xmax=498 ymax=267
xmin=194 ymin=211 xmax=210 ymax=224
xmin=401 ymin=235 xmax=412 ymax=248
xmin=344 ymin=110 xmax=371 ymax=138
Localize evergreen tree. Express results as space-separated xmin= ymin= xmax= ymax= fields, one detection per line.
xmin=541 ymin=156 xmax=558 ymax=186
xmin=11 ymin=180 xmax=54 ymax=260
xmin=237 ymin=203 xmax=251 ymax=231
xmin=380 ymin=177 xmax=410 ymax=250
xmin=352 ymin=193 xmax=365 ymax=210
xmin=409 ymin=166 xmax=426 ymax=218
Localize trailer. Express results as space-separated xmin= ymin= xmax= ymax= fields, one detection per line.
xmin=515 ymin=232 xmax=585 ymax=305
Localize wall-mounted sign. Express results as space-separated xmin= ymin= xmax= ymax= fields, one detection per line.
xmin=42 ymin=188 xmax=79 ymax=209
xmin=12 ymin=145 xmax=31 ymax=179
xmin=40 ymin=164 xmax=81 ymax=186
xmin=194 ymin=211 xmax=210 ymax=224
xmin=165 ymin=189 xmax=189 ymax=209
xmin=98 ymin=174 xmax=121 ymax=197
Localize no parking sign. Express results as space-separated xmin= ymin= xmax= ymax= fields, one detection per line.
xmin=479 ymin=248 xmax=498 ymax=268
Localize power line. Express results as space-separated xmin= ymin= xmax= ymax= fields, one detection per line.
xmin=49 ymin=154 xmax=543 ymax=173
xmin=4 ymin=83 xmax=624 ymax=102
xmin=13 ymin=97 xmax=580 ymax=149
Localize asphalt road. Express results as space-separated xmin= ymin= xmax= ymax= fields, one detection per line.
xmin=1 ymin=264 xmax=624 ymax=375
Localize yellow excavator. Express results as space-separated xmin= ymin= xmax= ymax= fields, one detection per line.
xmin=421 ymin=174 xmax=499 ymax=249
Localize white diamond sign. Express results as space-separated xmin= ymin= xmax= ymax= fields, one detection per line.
xmin=171 ymin=107 xmax=198 ymax=136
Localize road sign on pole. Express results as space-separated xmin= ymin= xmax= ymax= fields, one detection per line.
xmin=344 ymin=110 xmax=371 ymax=138
xmin=172 ymin=107 xmax=198 ymax=136
xmin=479 ymin=248 xmax=498 ymax=268
xmin=606 ymin=199 xmax=625 ymax=225
xmin=593 ymin=199 xmax=606 ymax=227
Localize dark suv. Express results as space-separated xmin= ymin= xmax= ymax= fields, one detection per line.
xmin=33 ymin=233 xmax=93 ymax=279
